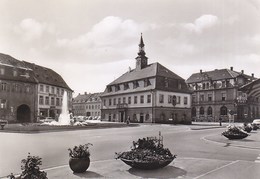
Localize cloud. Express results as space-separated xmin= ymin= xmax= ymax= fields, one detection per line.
xmin=56 ymin=16 xmax=147 ymax=63
xmin=183 ymin=14 xmax=219 ymax=33
xmin=14 ymin=18 xmax=55 ymax=41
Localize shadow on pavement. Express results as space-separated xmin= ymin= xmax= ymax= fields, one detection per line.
xmin=128 ymin=165 xmax=187 ymax=179
xmin=73 ymin=170 xmax=103 ymax=178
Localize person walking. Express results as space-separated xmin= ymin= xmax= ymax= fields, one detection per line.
xmin=219 ymin=117 xmax=222 ymax=126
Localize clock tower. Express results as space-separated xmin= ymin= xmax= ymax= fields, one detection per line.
xmin=135 ymin=33 xmax=148 ymax=70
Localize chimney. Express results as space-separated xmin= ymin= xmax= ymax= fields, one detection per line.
xmin=252 ymin=73 xmax=254 ymax=78
xmin=230 ymin=67 xmax=233 ymax=71
xmin=200 ymin=69 xmax=202 ymax=74
xmin=241 ymin=70 xmax=244 ymax=74
xmin=84 ymin=92 xmax=87 ymax=95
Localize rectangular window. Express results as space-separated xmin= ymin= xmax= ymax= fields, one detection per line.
xmin=208 ymin=94 xmax=212 ymax=101
xmin=0 ymin=68 xmax=5 ymax=75
xmin=51 ymin=87 xmax=55 ymax=94
xmin=144 ymin=79 xmax=151 ymax=87
xmin=134 ymin=96 xmax=137 ymax=104
xmin=184 ymin=97 xmax=188 ymax=105
xmin=40 ymin=85 xmax=44 ymax=92
xmin=39 ymin=96 xmax=44 ymax=105
xmin=45 ymin=96 xmax=49 ymax=105
xmin=118 ymin=98 xmax=121 ymax=104
xmin=159 ymin=94 xmax=164 ymax=103
xmin=0 ymin=99 xmax=7 ymax=108
xmin=13 ymin=70 xmax=17 ymax=76
xmin=103 ymin=99 xmax=106 ymax=106
xmin=200 ymin=94 xmax=204 ymax=102
xmin=123 ymin=97 xmax=126 ymax=104
xmin=108 ymin=86 xmax=112 ymax=92
xmin=115 ymin=85 xmax=120 ymax=91
xmin=57 ymin=88 xmax=60 ymax=95
xmin=128 ymin=96 xmax=131 ymax=104
xmin=177 ymin=96 xmax=181 ymax=104
xmin=222 ymin=93 xmax=226 ymax=101
xmin=168 ymin=95 xmax=172 ymax=104
xmin=113 ymin=98 xmax=116 ymax=105
xmin=109 ymin=99 xmax=112 ymax=106
xmin=147 ymin=95 xmax=151 ymax=103
xmin=51 ymin=97 xmax=54 ymax=105
xmin=192 ymin=95 xmax=196 ymax=103
xmin=165 ymin=78 xmax=169 ymax=87
xmin=56 ymin=98 xmax=60 ymax=106
xmin=140 ymin=95 xmax=144 ymax=103
xmin=46 ymin=86 xmax=49 ymax=93
xmin=1 ymin=83 xmax=7 ymax=91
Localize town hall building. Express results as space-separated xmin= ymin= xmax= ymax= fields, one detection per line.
xmin=101 ymin=35 xmax=192 ymax=124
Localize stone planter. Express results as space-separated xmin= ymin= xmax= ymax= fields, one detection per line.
xmin=69 ymin=157 xmax=90 ymax=173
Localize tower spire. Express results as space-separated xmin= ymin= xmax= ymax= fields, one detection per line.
xmin=136 ymin=33 xmax=148 ymax=70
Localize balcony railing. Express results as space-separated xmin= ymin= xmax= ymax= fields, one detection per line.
xmin=116 ymin=103 xmax=128 ymax=109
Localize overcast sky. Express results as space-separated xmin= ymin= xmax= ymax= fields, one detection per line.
xmin=0 ymin=0 xmax=259 ymax=96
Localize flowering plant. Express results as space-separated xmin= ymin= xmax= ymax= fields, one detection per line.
xmin=115 ymin=132 xmax=176 ymax=162
xmin=68 ymin=143 xmax=92 ymax=158
xmin=222 ymin=125 xmax=249 ymax=139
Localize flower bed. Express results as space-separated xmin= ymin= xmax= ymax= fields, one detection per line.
xmin=222 ymin=125 xmax=249 ymax=140
xmin=115 ymin=132 xmax=176 ymax=170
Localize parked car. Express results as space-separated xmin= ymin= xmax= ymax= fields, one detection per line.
xmin=39 ymin=117 xmax=55 ymax=123
xmin=252 ymin=119 xmax=260 ymax=129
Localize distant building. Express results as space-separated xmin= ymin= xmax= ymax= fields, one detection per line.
xmin=101 ymin=35 xmax=191 ymax=124
xmin=72 ymin=92 xmax=102 ymax=118
xmin=186 ymin=67 xmax=257 ymax=122
xmin=0 ymin=53 xmax=73 ymax=123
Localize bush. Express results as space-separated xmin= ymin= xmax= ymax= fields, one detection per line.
xmin=20 ymin=153 xmax=47 ymax=179
xmin=68 ymin=143 xmax=92 ymax=158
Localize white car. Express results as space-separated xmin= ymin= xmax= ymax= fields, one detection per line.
xmin=252 ymin=119 xmax=260 ymax=128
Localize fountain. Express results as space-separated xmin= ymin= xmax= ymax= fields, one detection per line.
xmin=57 ymin=90 xmax=71 ymax=125
xmin=45 ymin=91 xmax=72 ymax=126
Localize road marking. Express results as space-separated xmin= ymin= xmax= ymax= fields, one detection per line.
xmin=255 ymin=154 xmax=260 ymax=163
xmin=201 ymin=135 xmax=260 ymax=151
xmin=193 ymin=160 xmax=239 ymax=179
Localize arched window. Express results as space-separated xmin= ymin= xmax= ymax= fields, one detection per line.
xmin=220 ymin=106 xmax=227 ymax=115
xmin=192 ymin=107 xmax=196 ymax=117
xmin=207 ymin=106 xmax=213 ymax=116
xmin=199 ymin=107 xmax=204 ymax=115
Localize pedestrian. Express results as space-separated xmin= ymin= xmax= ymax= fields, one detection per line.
xmin=219 ymin=117 xmax=222 ymax=126
xmin=126 ymin=116 xmax=130 ymax=125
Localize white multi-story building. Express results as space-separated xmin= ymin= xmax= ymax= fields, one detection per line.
xmin=101 ymin=35 xmax=191 ymax=124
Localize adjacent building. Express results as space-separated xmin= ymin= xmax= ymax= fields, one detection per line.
xmin=72 ymin=92 xmax=102 ymax=118
xmin=0 ymin=53 xmax=73 ymax=123
xmin=101 ymin=35 xmax=192 ymax=124
xmin=186 ymin=67 xmax=257 ymax=122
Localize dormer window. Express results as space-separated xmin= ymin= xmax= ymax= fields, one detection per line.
xmin=13 ymin=70 xmax=17 ymax=77
xmin=165 ymin=78 xmax=169 ymax=87
xmin=133 ymin=81 xmax=139 ymax=89
xmin=115 ymin=84 xmax=120 ymax=91
xmin=107 ymin=86 xmax=112 ymax=92
xmin=124 ymin=83 xmax=129 ymax=90
xmin=144 ymin=78 xmax=151 ymax=87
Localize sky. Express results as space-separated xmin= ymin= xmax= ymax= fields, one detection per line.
xmin=0 ymin=0 xmax=259 ymax=97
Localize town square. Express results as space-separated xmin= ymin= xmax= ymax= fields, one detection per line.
xmin=0 ymin=0 xmax=260 ymax=178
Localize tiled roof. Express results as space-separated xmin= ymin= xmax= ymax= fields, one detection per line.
xmin=109 ymin=62 xmax=183 ymax=85
xmin=0 ymin=53 xmax=72 ymax=91
xmin=186 ymin=69 xmax=254 ymax=83
xmin=24 ymin=61 xmax=72 ymax=91
xmin=73 ymin=92 xmax=103 ymax=103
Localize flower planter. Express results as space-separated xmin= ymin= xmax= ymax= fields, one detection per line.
xmin=222 ymin=132 xmax=248 ymax=140
xmin=69 ymin=157 xmax=90 ymax=173
xmin=120 ymin=157 xmax=174 ymax=170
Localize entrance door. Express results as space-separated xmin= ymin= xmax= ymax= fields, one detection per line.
xmin=120 ymin=111 xmax=125 ymax=122
xmin=17 ymin=104 xmax=31 ymax=122
xmin=140 ymin=113 xmax=144 ymax=123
